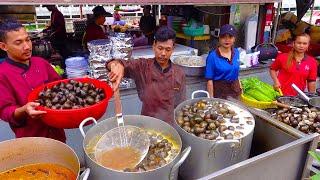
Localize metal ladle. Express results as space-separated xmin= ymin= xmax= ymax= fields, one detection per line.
xmin=292 ymin=83 xmax=320 ymax=109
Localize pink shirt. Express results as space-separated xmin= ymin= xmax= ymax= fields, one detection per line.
xmin=0 ymin=57 xmax=66 ymax=142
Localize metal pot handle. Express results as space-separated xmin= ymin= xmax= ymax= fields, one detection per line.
xmin=169 ymin=146 xmax=191 ymax=180
xmin=208 ymin=139 xmax=240 ymax=158
xmin=191 ymin=90 xmax=210 ymax=99
xmin=79 ymin=117 xmax=98 ymax=138
xmin=292 ymin=83 xmax=310 ymax=102
xmin=79 ymin=168 xmax=90 ymax=180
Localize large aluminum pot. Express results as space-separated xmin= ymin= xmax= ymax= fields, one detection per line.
xmin=172 ymin=55 xmax=205 ymax=77
xmin=174 ymin=91 xmax=255 ymax=179
xmin=79 ymin=115 xmax=191 ymax=180
xmin=0 ymin=137 xmax=90 ymax=180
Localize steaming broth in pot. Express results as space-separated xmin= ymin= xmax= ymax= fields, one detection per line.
xmin=97 ymin=146 xmax=141 ymax=171
xmin=86 ymin=130 xmax=180 ymax=172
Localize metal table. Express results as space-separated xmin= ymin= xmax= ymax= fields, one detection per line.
xmin=198 ymin=100 xmax=319 ymax=180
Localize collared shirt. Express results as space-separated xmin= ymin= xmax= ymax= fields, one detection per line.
xmin=121 ymin=58 xmax=186 ymax=125
xmin=270 ymin=53 xmax=317 ymax=96
xmin=83 ymin=23 xmax=107 ymax=47
xmin=0 ymin=56 xmax=66 ymax=142
xmin=205 ymin=47 xmax=240 ymax=81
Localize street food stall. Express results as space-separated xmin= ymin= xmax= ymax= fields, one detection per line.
xmin=0 ymin=0 xmax=320 ymax=179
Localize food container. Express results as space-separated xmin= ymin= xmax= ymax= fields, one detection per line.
xmin=174 ymin=91 xmax=255 ymax=179
xmin=0 ymin=137 xmax=89 ymax=180
xmin=172 ymin=55 xmax=205 ymax=77
xmin=27 ymin=78 xmax=113 ymax=129
xmin=88 ymin=39 xmax=113 ymax=82
xmin=79 ymin=115 xmax=191 ymax=180
xmin=110 ymin=32 xmax=133 ymax=60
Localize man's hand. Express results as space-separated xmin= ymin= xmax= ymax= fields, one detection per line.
xmin=23 ymin=102 xmax=47 ymax=119
xmin=107 ymin=60 xmax=124 ymax=91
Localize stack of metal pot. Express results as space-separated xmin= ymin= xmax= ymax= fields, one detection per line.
xmin=79 ymin=115 xmax=191 ymax=180
xmin=174 ymin=91 xmax=255 ymax=179
xmin=87 ymin=39 xmax=113 ymax=82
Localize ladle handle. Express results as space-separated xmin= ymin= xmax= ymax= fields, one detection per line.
xmin=292 ymin=83 xmax=310 ymax=102
xmin=191 ymin=90 xmax=210 ymax=99
xmin=79 ymin=168 xmax=90 ymax=180
xmin=272 ymin=101 xmax=290 ymax=109
xmin=114 ymin=89 xmax=124 ymax=126
xmin=169 ymin=146 xmax=191 ymax=180
xmin=79 ymin=117 xmax=97 ymax=138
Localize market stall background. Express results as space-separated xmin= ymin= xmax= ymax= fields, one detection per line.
xmin=0 ymin=0 xmax=281 ymax=5
xmin=0 ymin=0 xmax=290 ymax=167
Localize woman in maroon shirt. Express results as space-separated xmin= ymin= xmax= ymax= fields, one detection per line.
xmin=0 ymin=20 xmax=66 ymax=142
xmin=83 ymin=6 xmax=112 ymax=49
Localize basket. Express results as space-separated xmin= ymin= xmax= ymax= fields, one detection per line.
xmin=240 ymin=94 xmax=276 ymax=109
xmin=28 ymin=78 xmax=113 ymax=129
xmin=182 ymin=26 xmax=204 ymax=37
xmin=241 ymin=87 xmax=283 ymax=109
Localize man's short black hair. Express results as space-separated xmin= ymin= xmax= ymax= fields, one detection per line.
xmin=0 ymin=19 xmax=23 ymax=42
xmin=154 ymin=26 xmax=176 ymax=43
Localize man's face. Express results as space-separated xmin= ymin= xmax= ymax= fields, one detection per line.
xmin=153 ymin=39 xmax=174 ymax=67
xmin=0 ymin=28 xmax=32 ymax=62
xmin=293 ymin=35 xmax=310 ymax=54
xmin=219 ymin=34 xmax=235 ymax=49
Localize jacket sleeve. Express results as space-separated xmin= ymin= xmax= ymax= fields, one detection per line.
xmin=0 ymin=75 xmax=25 ymax=127
xmin=121 ymin=59 xmax=148 ymax=82
xmin=174 ymin=69 xmax=186 ymax=107
xmin=179 ymin=74 xmax=186 ymax=102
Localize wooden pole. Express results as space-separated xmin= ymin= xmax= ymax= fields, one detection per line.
xmin=80 ymin=5 xmax=83 ymax=19
xmin=272 ymin=2 xmax=281 ymax=44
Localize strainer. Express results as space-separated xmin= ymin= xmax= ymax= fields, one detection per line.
xmin=94 ymin=125 xmax=150 ymax=170
xmin=94 ymin=90 xmax=150 ymax=171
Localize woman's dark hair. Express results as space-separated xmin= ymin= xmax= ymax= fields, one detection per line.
xmin=0 ymin=19 xmax=23 ymax=42
xmin=154 ymin=26 xmax=176 ymax=43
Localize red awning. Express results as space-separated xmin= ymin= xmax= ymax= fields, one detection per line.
xmin=0 ymin=0 xmax=281 ymax=5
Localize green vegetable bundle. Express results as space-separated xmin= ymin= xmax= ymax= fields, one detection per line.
xmin=241 ymin=77 xmax=280 ymax=102
xmin=51 ymin=65 xmax=64 ymax=76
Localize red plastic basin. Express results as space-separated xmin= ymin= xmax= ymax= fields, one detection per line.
xmin=28 ymin=78 xmax=113 ymax=129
